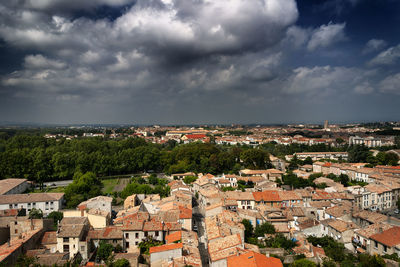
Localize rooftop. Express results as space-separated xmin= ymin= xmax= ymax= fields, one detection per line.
xmin=0 ymin=178 xmax=27 ymax=195
xmin=0 ymin=192 xmax=64 ymax=205
xmin=149 ymin=242 xmax=183 ymax=254
xmin=370 ymin=226 xmax=400 ymax=247
xmin=227 ymin=251 xmax=283 ymax=267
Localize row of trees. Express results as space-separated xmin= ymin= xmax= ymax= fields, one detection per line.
xmin=1 ymin=134 xmax=398 ymax=184
xmin=0 ymin=135 xmax=275 ymax=182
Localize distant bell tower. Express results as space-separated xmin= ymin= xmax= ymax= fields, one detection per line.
xmin=324 ymin=120 xmax=329 ymax=129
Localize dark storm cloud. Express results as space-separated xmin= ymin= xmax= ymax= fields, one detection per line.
xmin=0 ymin=0 xmax=399 ymax=124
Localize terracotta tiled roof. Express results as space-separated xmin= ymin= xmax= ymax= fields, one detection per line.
xmin=178 ymin=205 xmax=192 ymax=219
xmin=227 ymin=251 xmax=283 ymax=267
xmin=149 ymin=242 xmax=183 ymax=254
xmin=278 ymin=191 xmax=302 ymax=201
xmin=208 ymin=234 xmax=242 ymax=254
xmin=253 ymin=191 xmax=281 ymax=202
xmin=327 ymin=220 xmax=357 ymax=233
xmin=165 ymin=231 xmax=182 ymax=244
xmin=41 ymin=231 xmax=57 ymax=245
xmin=88 ymin=226 xmax=123 ymax=240
xmin=143 ymin=220 xmax=163 ymax=231
xmin=370 ymin=226 xmax=400 ymax=247
xmin=184 ymin=134 xmax=207 ymax=139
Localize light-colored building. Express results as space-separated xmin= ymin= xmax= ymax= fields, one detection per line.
xmin=365 ymin=184 xmax=392 ymax=211
xmin=294 ymin=152 xmax=348 ymax=161
xmin=63 ymin=209 xmax=110 ymax=229
xmin=369 ymin=226 xmax=400 ymax=256
xmin=77 ymin=196 xmax=113 ymax=215
xmin=0 ymin=193 xmax=64 ymax=215
xmin=56 ymin=217 xmax=90 ymax=260
xmin=149 ymin=242 xmax=183 ymax=265
xmin=0 ymin=179 xmax=29 ymax=195
xmin=349 ymin=136 xmax=382 ymax=147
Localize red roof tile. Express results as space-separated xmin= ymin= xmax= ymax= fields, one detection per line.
xmin=227 ymin=251 xmax=283 ymax=267
xmin=370 ymin=227 xmax=400 ymax=247
xmin=149 ymin=242 xmax=183 ymax=254
xmin=253 ymin=191 xmax=281 ymax=202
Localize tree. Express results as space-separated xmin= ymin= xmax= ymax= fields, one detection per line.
xmin=386 ymin=152 xmax=399 ymax=166
xmin=64 ymin=172 xmax=103 ymax=208
xmin=322 ymin=259 xmax=336 ymax=267
xmin=97 ymin=241 xmax=114 ymax=262
xmin=348 ymin=145 xmax=370 ymax=163
xmin=138 ymin=237 xmax=163 ymax=254
xmin=254 ymin=222 xmax=275 ymax=237
xmin=358 ymin=253 xmax=385 ymax=267
xmin=265 ymin=234 xmax=296 ymax=250
xmin=336 ymin=138 xmax=345 ymax=145
xmin=338 ymin=174 xmax=350 ymax=187
xmin=291 ymin=259 xmax=317 ymax=267
xmin=307 ymin=236 xmax=345 ymax=262
xmin=15 ymin=255 xmax=37 ymax=267
xmin=303 ymin=156 xmax=313 ymax=165
xmin=242 ymin=219 xmax=253 ymax=242
xmin=29 ymin=208 xmax=43 ymax=219
xmin=183 ymin=175 xmax=197 ymax=184
xmin=112 ymin=258 xmax=130 ymax=267
xmin=148 ymin=174 xmax=158 ymax=185
xmin=240 ymin=149 xmax=272 ymax=169
xmin=47 ymin=211 xmax=63 ymax=228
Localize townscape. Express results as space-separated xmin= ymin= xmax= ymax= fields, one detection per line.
xmin=0 ymin=122 xmax=400 ymax=266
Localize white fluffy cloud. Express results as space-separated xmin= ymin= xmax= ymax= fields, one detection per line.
xmin=24 ymin=55 xmax=66 ymax=69
xmin=369 ymin=44 xmax=400 ymax=66
xmin=354 ymin=82 xmax=374 ymax=94
xmin=307 ymin=22 xmax=346 ymax=51
xmin=380 ymin=73 xmax=400 ymax=94
xmin=362 ymin=39 xmax=387 ymax=54
xmin=284 ymin=65 xmax=362 ymax=94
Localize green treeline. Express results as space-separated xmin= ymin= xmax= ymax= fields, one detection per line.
xmin=0 ymin=135 xmax=274 ymax=182
xmin=1 ymin=134 xmax=397 ymax=184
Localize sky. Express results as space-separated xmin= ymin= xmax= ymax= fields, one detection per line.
xmin=0 ymin=0 xmax=400 ymax=125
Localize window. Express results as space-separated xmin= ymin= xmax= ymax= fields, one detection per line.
xmin=63 ymin=237 xmax=69 ymax=243
xmin=374 ymin=241 xmax=378 ymax=249
xmin=155 ymin=231 xmax=159 ymax=237
xmin=63 ymin=245 xmax=69 ymax=252
xmin=9 ymin=204 xmax=12 ymax=209
xmin=144 ymin=232 xmax=148 ymax=237
xmin=135 ymin=233 xmax=139 ymax=238
xmin=125 ymin=233 xmax=129 ymax=238
xmin=135 ymin=241 xmax=138 ymax=245
xmin=81 ymin=246 xmax=85 ymax=251
xmin=15 ymin=229 xmax=18 ymax=234
xmin=126 ymin=242 xmax=129 ymax=248
xmin=384 ymin=245 xmax=387 ymax=253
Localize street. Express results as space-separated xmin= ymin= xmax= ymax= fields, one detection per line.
xmin=193 ymin=198 xmax=209 ymax=267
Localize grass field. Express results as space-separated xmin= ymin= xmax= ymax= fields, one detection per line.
xmin=101 ymin=178 xmax=130 ymax=194
xmin=33 ymin=187 xmax=66 ymax=193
